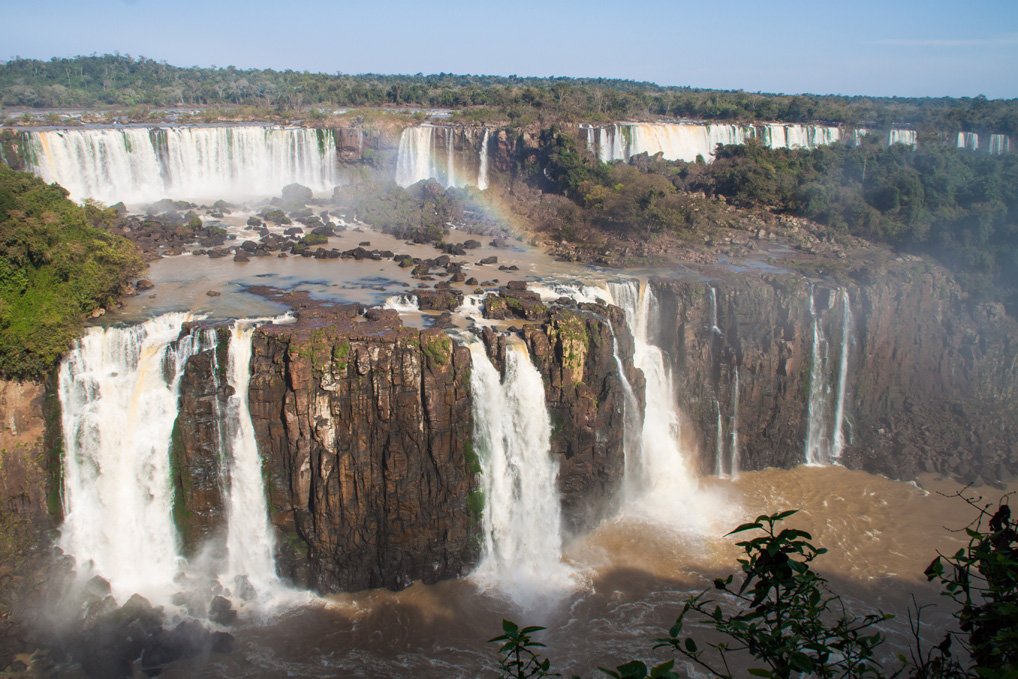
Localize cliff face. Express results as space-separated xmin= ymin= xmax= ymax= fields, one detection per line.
xmin=172 ymin=328 xmax=230 ymax=553
xmin=246 ymin=305 xmax=477 ymax=592
xmin=651 ymin=265 xmax=1018 ymax=483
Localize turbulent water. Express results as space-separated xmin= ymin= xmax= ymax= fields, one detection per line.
xmin=467 ymin=339 xmax=578 ymax=609
xmin=58 ymin=314 xmax=301 ymax=614
xmin=24 ymin=126 xmax=340 ymax=204
xmin=58 ymin=313 xmax=209 ymax=605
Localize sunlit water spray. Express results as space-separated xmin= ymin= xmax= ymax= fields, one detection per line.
xmin=466 ymin=338 xmax=580 ymax=610
xmin=59 ymin=313 xmax=207 ymax=606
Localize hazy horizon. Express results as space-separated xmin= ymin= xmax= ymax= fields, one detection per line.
xmin=2 ymin=0 xmax=1017 ymax=100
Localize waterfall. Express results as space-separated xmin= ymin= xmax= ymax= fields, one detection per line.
xmin=989 ymin=134 xmax=1011 ymax=155
xmin=395 ymin=125 xmax=486 ymax=189
xmin=477 ymin=128 xmax=490 ymax=191
xmin=957 ymin=132 xmax=980 ymax=151
xmin=804 ymin=288 xmax=853 ymax=465
xmin=709 ymin=285 xmax=721 ymax=335
xmin=25 ymin=126 xmax=340 ymax=204
xmin=888 ymin=129 xmax=918 ymax=148
xmin=58 ymin=313 xmax=206 ymax=605
xmin=586 ymin=122 xmax=847 ymax=164
xmin=395 ymin=126 xmax=437 ymax=188
xmin=467 ymin=339 xmax=575 ymax=608
xmin=220 ymin=321 xmax=288 ymax=606
xmin=714 ymin=400 xmax=725 ymax=477
xmin=804 ymin=288 xmax=831 ymax=465
xmin=730 ymin=369 xmax=740 ymax=477
xmin=831 ymin=290 xmax=853 ymax=461
xmin=383 ymin=294 xmax=420 ymax=313
xmin=606 ymin=281 xmax=701 ymax=516
xmin=608 ymin=327 xmax=643 ymax=489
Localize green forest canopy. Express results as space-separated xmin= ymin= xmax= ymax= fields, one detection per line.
xmin=2 ymin=54 xmax=1017 ymax=134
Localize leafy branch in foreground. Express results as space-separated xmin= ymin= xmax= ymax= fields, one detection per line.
xmin=490 ymin=620 xmax=559 ymax=679
xmin=658 ymin=510 xmax=893 ymax=679
xmin=923 ymin=490 xmax=1018 ymax=678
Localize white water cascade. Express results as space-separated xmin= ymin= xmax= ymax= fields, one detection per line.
xmin=582 ymin=122 xmax=845 ymax=164
xmin=477 ymin=128 xmax=491 ymax=191
xmin=605 ymin=281 xmax=704 ymax=521
xmin=395 ymin=125 xmax=486 ymax=189
xmin=730 ymin=369 xmax=740 ymax=477
xmin=804 ymin=288 xmax=853 ymax=465
xmin=219 ymin=321 xmax=291 ymax=607
xmin=957 ymin=132 xmax=980 ymax=151
xmin=25 ymin=126 xmax=341 ymax=205
xmin=989 ymin=134 xmax=1011 ymax=155
xmin=831 ymin=290 xmax=853 ymax=461
xmin=888 ymin=129 xmax=918 ymax=148
xmin=58 ymin=313 xmax=207 ymax=605
xmin=467 ymin=339 xmax=577 ymax=608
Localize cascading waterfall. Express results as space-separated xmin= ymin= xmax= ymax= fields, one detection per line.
xmin=219 ymin=321 xmax=290 ymax=607
xmin=605 ymin=281 xmax=702 ymax=518
xmin=957 ymin=132 xmax=980 ymax=151
xmin=888 ymin=129 xmax=918 ymax=148
xmin=58 ymin=313 xmax=208 ymax=605
xmin=25 ymin=126 xmax=340 ymax=204
xmin=804 ymin=288 xmax=853 ymax=465
xmin=989 ymin=134 xmax=1011 ymax=155
xmin=584 ymin=122 xmax=846 ymax=164
xmin=477 ymin=128 xmax=491 ymax=191
xmin=395 ymin=126 xmax=438 ymax=188
xmin=804 ymin=287 xmax=832 ymax=465
xmin=467 ymin=339 xmax=576 ymax=608
xmin=730 ymin=369 xmax=740 ymax=477
xmin=383 ymin=294 xmax=420 ymax=313
xmin=831 ymin=290 xmax=853 ymax=461
xmin=709 ymin=285 xmax=721 ymax=335
xmin=714 ymin=401 xmax=725 ymax=477
xmin=59 ymin=313 xmax=303 ymax=613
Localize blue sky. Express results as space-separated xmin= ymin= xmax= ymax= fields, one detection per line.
xmin=2 ymin=0 xmax=1016 ymax=98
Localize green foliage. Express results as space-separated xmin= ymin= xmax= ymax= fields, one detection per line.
xmin=0 ymin=166 xmax=144 ymax=378
xmin=302 ymin=233 xmax=328 ymax=246
xmin=5 ymin=56 xmax=1016 ymax=135
xmin=661 ymin=510 xmax=891 ymax=678
xmin=490 ymin=620 xmax=559 ymax=679
xmin=923 ymin=493 xmax=1018 ymax=677
xmin=492 ymin=502 xmax=1018 ymax=679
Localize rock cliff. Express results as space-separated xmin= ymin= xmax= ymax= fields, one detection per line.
xmin=651 ymin=264 xmax=1018 ymax=483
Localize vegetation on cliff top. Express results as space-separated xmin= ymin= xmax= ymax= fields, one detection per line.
xmin=3 ymin=55 xmax=1018 ymax=135
xmin=0 ymin=166 xmax=144 ymax=379
xmin=534 ymin=128 xmax=1018 ymax=306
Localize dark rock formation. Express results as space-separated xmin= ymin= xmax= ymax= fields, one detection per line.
xmin=650 ymin=265 xmax=1018 ymax=483
xmin=247 ymin=304 xmax=478 ymax=592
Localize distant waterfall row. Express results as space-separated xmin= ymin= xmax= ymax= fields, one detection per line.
xmin=395 ymin=125 xmax=491 ymax=189
xmin=59 ymin=315 xmax=293 ymax=612
xmin=24 ymin=126 xmax=341 ymax=204
xmin=957 ymin=132 xmax=1011 ymax=154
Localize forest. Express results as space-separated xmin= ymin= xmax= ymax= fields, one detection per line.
xmin=2 ymin=54 xmax=1017 ymax=135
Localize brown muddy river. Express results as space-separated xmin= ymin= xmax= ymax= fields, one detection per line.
xmin=160 ymin=466 xmax=1006 ymax=678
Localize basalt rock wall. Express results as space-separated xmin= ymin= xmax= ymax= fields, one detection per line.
xmin=651 ymin=265 xmax=1018 ymax=483
xmin=246 ymin=305 xmax=477 ymax=592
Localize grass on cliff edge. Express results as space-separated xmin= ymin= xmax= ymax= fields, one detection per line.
xmin=0 ymin=167 xmax=144 ymax=380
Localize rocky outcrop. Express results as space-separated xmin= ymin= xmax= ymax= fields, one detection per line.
xmin=651 ymin=264 xmax=1018 ymax=483
xmin=247 ymin=305 xmax=477 ymax=592
xmin=172 ymin=327 xmax=230 ymax=553
xmin=480 ymin=294 xmax=644 ymax=533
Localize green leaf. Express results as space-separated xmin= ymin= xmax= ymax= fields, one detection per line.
xmin=747 ymin=669 xmax=774 ymax=677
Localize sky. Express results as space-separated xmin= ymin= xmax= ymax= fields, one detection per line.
xmin=2 ymin=0 xmax=1016 ymax=99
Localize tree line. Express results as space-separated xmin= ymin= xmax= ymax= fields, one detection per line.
xmin=2 ymin=55 xmax=1017 ymax=135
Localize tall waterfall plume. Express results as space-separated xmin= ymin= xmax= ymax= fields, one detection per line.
xmin=219 ymin=320 xmax=294 ymax=608
xmin=804 ymin=288 xmax=853 ymax=465
xmin=58 ymin=313 xmax=208 ymax=605
xmin=25 ymin=126 xmax=341 ymax=204
xmin=477 ymin=128 xmax=491 ymax=190
xmin=467 ymin=338 xmax=577 ymax=608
